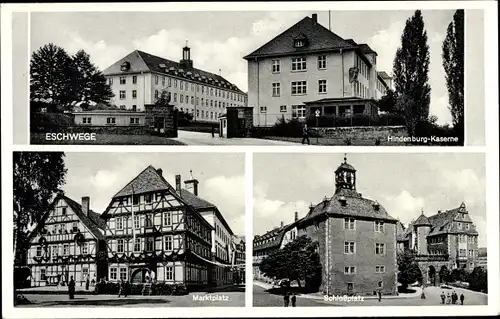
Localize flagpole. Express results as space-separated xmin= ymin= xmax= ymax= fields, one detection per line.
xmin=328 ymin=11 xmax=331 ymax=31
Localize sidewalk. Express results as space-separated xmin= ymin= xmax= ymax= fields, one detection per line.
xmin=17 ymin=285 xmax=96 ymax=295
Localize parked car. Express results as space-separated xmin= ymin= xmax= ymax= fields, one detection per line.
xmin=278 ymin=278 xmax=290 ymax=288
xmin=440 ymin=284 xmax=452 ymax=289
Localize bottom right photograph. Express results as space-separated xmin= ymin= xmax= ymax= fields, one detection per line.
xmin=252 ymin=153 xmax=488 ymax=307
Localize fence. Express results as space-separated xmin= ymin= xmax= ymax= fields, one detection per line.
xmin=253 ymin=113 xmax=406 ymax=128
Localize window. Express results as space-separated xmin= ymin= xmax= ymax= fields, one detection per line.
xmin=82 ymin=117 xmax=92 ymax=124
xmin=82 ymin=243 xmax=88 ymax=254
xmin=162 ymin=76 xmax=165 ymax=86
xmin=375 ymin=221 xmax=385 ymax=232
xmin=174 ymin=93 xmax=177 ymax=102
xmin=165 ymin=266 xmax=173 ymax=280
xmin=146 ymin=238 xmax=154 ymax=252
xmin=375 ymin=265 xmax=386 ymax=273
xmin=292 ymin=105 xmax=306 ymax=119
xmin=210 ymin=88 xmax=213 ymax=96
xmin=291 ymin=57 xmax=307 ymax=71
xmin=106 ymin=117 xmax=116 ymax=124
xmin=344 ymin=241 xmax=355 ymax=254
xmin=210 ymin=112 xmax=214 ymax=119
xmin=457 ymin=222 xmax=462 ymax=230
xmin=155 ymin=75 xmax=159 ymax=85
xmin=120 ymin=268 xmax=127 ymax=281
xmin=168 ymin=78 xmax=172 ymax=87
xmin=318 ymin=79 xmax=327 ymax=93
xmin=119 ymin=90 xmax=126 ymax=99
xmin=465 ymin=223 xmax=470 ymax=230
xmin=120 ymin=77 xmax=126 ymax=85
xmin=344 ymin=266 xmax=356 ymax=274
xmin=191 ymin=97 xmax=194 ymax=105
xmin=347 ymin=282 xmax=354 ymax=291
xmin=164 ymin=212 xmax=172 ymax=226
xmin=133 ymin=215 xmax=140 ymax=229
xmin=180 ymin=95 xmax=184 ymax=103
xmin=117 ymin=239 xmax=124 ymax=253
xmin=174 ymin=79 xmax=178 ymax=88
xmin=52 ymin=246 xmax=58 ymax=256
xmin=344 ymin=218 xmax=355 ymax=230
xmin=144 ymin=193 xmax=152 ymax=203
xmin=375 ymin=243 xmax=385 ymax=255
xmin=272 ymin=59 xmax=280 ymax=73
xmin=196 ymin=109 xmax=200 ymax=118
xmin=185 ymin=95 xmax=189 ymax=104
xmin=291 ymin=81 xmax=307 ymax=95
xmin=318 ymin=55 xmax=327 ymax=69
xmin=130 ymin=117 xmax=140 ymax=125
xmin=40 ymin=268 xmax=46 ymax=281
xmin=134 ymin=238 xmax=141 ymax=252
xmin=260 ymin=106 xmax=267 ymax=113
xmin=132 ymin=76 xmax=137 ymax=84
xmin=110 ymin=268 xmax=117 ymax=280
xmin=63 ymin=244 xmax=69 ymax=255
xmin=108 ymin=78 xmax=113 ymax=85
xmin=180 ymin=81 xmax=184 ymax=90
xmin=196 ymin=97 xmax=199 ymax=106
xmin=164 ymin=236 xmax=173 ymax=251
xmin=272 ymin=83 xmax=280 ymax=97
xmin=155 ymin=90 xmax=159 ymax=99
xmin=116 ymin=217 xmax=123 ymax=230
xmin=130 ymin=90 xmax=137 ymax=99
xmin=61 ymin=207 xmax=67 ymax=215
xmin=145 ymin=214 xmax=153 ymax=227
xmin=36 ymin=246 xmax=42 ymax=257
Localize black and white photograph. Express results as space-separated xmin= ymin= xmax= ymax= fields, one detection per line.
xmin=13 ymin=152 xmax=246 ymax=307
xmin=28 ymin=9 xmax=467 ymax=146
xmin=252 ymin=153 xmax=487 ymax=307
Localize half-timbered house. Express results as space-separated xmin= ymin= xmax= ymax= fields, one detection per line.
xmin=27 ymin=194 xmax=107 ymax=287
xmin=101 ymin=165 xmax=214 ymax=289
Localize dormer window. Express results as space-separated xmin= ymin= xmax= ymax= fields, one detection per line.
xmin=120 ymin=61 xmax=131 ymax=71
xmin=294 ymin=39 xmax=306 ymax=48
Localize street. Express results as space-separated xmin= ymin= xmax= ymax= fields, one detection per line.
xmin=174 ymin=130 xmax=299 ymax=145
xmin=253 ymin=284 xmax=488 ymax=307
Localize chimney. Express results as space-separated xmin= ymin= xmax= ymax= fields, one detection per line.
xmin=280 ymin=221 xmax=284 ymax=228
xmin=312 ymin=13 xmax=318 ymax=24
xmin=157 ymin=168 xmax=163 ymax=177
xmin=295 ymin=211 xmax=298 ymax=222
xmin=184 ymin=179 xmax=199 ymax=196
xmin=175 ymin=174 xmax=182 ymax=193
xmin=82 ymin=197 xmax=90 ymax=216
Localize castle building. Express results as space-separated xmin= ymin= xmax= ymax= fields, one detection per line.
xmin=397 ymin=202 xmax=479 ymax=285
xmin=100 ymin=165 xmax=214 ymax=289
xmin=26 ymin=194 xmax=107 ymax=287
xmin=102 ymin=47 xmax=247 ymax=123
xmin=295 ymin=157 xmax=398 ymax=296
xmin=244 ymin=13 xmax=391 ymax=127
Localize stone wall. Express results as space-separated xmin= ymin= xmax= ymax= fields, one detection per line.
xmin=313 ymin=125 xmax=408 ymax=146
xmin=33 ymin=125 xmax=147 ymax=135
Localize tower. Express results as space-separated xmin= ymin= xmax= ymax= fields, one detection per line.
xmin=334 ymin=155 xmax=356 ymax=193
xmin=180 ymin=42 xmax=193 ymax=69
xmin=413 ymin=209 xmax=431 ymax=255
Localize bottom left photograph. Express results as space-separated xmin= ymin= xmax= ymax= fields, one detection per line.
xmin=12 ymin=151 xmax=246 ymax=307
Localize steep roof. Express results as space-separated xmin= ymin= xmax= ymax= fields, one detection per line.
xmin=396 ymin=221 xmax=408 ymax=241
xmin=179 ymin=189 xmax=215 ymax=209
xmin=426 ymin=204 xmax=478 ymax=236
xmin=103 ymin=50 xmax=244 ymax=93
xmin=244 ymin=16 xmax=358 ymax=60
xmin=414 ymin=213 xmax=432 ymax=226
xmin=113 ymin=165 xmax=175 ymax=198
xmin=28 ymin=194 xmax=105 ymax=241
xmin=300 ymin=188 xmax=397 ymax=225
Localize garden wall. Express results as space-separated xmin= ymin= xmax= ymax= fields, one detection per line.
xmin=313 ymin=126 xmax=408 ymax=146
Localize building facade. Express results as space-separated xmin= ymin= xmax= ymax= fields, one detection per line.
xmin=232 ymin=236 xmax=246 ymax=284
xmin=103 ymin=47 xmax=247 ymax=123
xmin=244 ymin=13 xmax=392 ymax=127
xmin=296 ymin=157 xmax=398 ymax=296
xmin=100 ymin=165 xmax=214 ymax=289
xmin=397 ymin=202 xmax=479 ymax=285
xmin=26 ymin=194 xmax=107 ymax=287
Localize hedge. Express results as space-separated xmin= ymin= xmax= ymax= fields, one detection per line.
xmin=94 ymin=282 xmax=188 ymax=296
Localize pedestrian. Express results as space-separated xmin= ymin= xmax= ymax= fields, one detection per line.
xmin=378 ymin=290 xmax=382 ymax=302
xmin=440 ymin=291 xmax=446 ymax=304
xmin=118 ymin=279 xmax=125 ymax=298
xmin=460 ymin=293 xmax=464 ymax=305
xmin=283 ymin=291 xmax=290 ymax=307
xmin=211 ymin=125 xmax=215 ymax=138
xmin=68 ymin=276 xmax=75 ymax=300
xmin=85 ymin=276 xmax=90 ymax=291
xmin=446 ymin=293 xmax=451 ymax=304
xmin=452 ymin=291 xmax=457 ymax=304
xmin=125 ymin=281 xmax=129 ymax=297
xmin=291 ymin=293 xmax=297 ymax=307
xmin=301 ymin=124 xmax=310 ymax=145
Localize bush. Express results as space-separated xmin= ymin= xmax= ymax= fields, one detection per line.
xmin=31 ymin=112 xmax=74 ymax=132
xmin=151 ymin=282 xmax=188 ymax=296
xmin=94 ymin=282 xmax=120 ymax=294
xmin=305 ymin=113 xmax=406 ymax=128
xmin=94 ymin=282 xmax=188 ymax=295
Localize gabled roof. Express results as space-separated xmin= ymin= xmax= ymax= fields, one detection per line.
xmin=103 ymin=50 xmax=244 ymax=93
xmin=28 ymin=194 xmax=105 ymax=241
xmin=113 ymin=165 xmax=175 ymax=198
xmin=427 ymin=204 xmax=478 ymax=236
xmin=414 ymin=213 xmax=432 ymax=226
xmin=396 ymin=221 xmax=408 ymax=241
xmin=179 ymin=189 xmax=215 ymax=209
xmin=244 ymin=16 xmax=357 ymax=60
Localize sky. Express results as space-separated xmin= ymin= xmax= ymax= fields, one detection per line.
xmin=253 ymin=153 xmax=487 ymax=247
xmin=30 ymin=10 xmax=460 ymax=125
xmin=60 ymin=152 xmax=245 ymax=236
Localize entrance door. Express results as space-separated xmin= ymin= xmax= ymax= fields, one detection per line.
xmin=154 ymin=117 xmax=165 ymax=135
xmin=131 ymin=268 xmax=150 ymax=283
xmin=238 ymin=118 xmax=246 ymax=137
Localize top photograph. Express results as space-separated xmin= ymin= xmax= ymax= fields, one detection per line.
xmin=29 ymin=9 xmax=469 ymax=146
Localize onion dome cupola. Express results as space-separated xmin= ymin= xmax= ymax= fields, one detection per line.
xmin=414 ymin=210 xmax=432 ymax=227
xmin=335 ymin=154 xmax=357 ymax=193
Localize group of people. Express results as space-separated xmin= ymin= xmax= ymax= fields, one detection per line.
xmin=283 ymin=292 xmax=297 ymax=307
xmin=440 ymin=290 xmax=465 ymax=305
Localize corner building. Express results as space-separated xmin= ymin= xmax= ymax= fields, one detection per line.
xmin=296 ymin=158 xmax=398 ymax=296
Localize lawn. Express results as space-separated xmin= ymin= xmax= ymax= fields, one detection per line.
xmin=30 ymin=133 xmax=186 ymax=145
xmin=257 ymin=136 xmax=407 ymax=146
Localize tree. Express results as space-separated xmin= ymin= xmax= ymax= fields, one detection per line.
xmin=442 ymin=9 xmax=465 ymax=144
xmin=468 ymin=267 xmax=487 ymax=293
xmin=30 ymin=44 xmax=75 ymax=110
xmin=378 ymin=89 xmax=397 ymax=113
xmin=154 ymin=90 xmax=172 ymax=107
xmin=393 ymin=10 xmax=431 ymax=135
xmin=259 ymin=235 xmax=321 ymax=292
xmin=397 ymin=249 xmax=422 ymax=290
xmin=71 ymin=50 xmax=114 ymax=105
xmin=13 ymin=152 xmax=67 ymax=265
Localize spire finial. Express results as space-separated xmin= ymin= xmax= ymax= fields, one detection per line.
xmin=185 ymin=40 xmax=188 ymax=47
xmin=189 ymin=169 xmax=194 ymax=179
xmin=421 ymin=208 xmax=424 ymax=215
xmin=344 ymin=153 xmax=347 ymax=163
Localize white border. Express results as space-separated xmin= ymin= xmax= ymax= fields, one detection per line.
xmin=1 ymin=1 xmax=499 ymax=318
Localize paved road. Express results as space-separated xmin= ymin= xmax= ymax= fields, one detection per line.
xmin=253 ymin=284 xmax=487 ymax=307
xmin=174 ymin=130 xmax=300 ymax=145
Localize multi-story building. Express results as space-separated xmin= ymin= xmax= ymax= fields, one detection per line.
xmin=477 ymin=247 xmax=487 ymax=270
xmin=244 ymin=13 xmax=392 ymax=127
xmin=232 ymin=236 xmax=246 ymax=284
xmin=295 ymin=157 xmax=398 ymax=296
xmin=102 ymin=46 xmax=247 ymax=123
xmin=100 ymin=165 xmax=214 ymax=289
xmin=26 ymin=194 xmax=107 ymax=287
xmin=175 ymin=175 xmax=235 ymax=287
xmin=397 ymin=202 xmax=479 ymax=285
